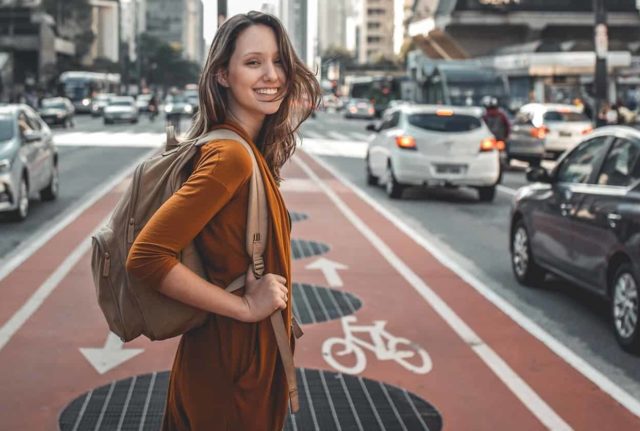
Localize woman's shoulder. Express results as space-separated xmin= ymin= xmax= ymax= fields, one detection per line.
xmin=197 ymin=137 xmax=254 ymax=177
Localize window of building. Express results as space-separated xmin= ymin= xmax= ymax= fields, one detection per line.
xmin=367 ymin=36 xmax=382 ymax=43
xmin=367 ymin=22 xmax=382 ymax=30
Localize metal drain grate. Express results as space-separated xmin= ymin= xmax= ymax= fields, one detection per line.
xmin=291 ymin=239 xmax=330 ymax=260
xmin=59 ymin=369 xmax=442 ymax=431
xmin=59 ymin=372 xmax=167 ymax=431
xmin=293 ymin=283 xmax=361 ymax=324
xmin=289 ymin=211 xmax=309 ymax=223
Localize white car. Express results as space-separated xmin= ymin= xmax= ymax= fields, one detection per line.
xmin=103 ymin=96 xmax=139 ymax=125
xmin=509 ymin=103 xmax=593 ymax=161
xmin=365 ymin=105 xmax=501 ymax=201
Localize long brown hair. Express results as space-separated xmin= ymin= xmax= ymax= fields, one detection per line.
xmin=185 ymin=11 xmax=321 ymax=182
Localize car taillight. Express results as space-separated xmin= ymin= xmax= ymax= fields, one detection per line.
xmin=581 ymin=126 xmax=593 ymax=135
xmin=395 ymin=135 xmax=417 ymax=150
xmin=349 ymin=106 xmax=357 ymax=114
xmin=368 ymin=107 xmax=375 ymax=114
xmin=495 ymin=140 xmax=506 ymax=151
xmin=480 ymin=137 xmax=498 ymax=152
xmin=530 ymin=125 xmax=549 ymax=139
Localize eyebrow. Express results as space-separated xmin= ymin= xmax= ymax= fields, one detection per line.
xmin=242 ymin=51 xmax=279 ymax=57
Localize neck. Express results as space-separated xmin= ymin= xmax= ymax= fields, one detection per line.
xmin=227 ymin=109 xmax=264 ymax=142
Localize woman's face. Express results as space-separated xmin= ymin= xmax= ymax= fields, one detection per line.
xmin=220 ymin=24 xmax=287 ymax=124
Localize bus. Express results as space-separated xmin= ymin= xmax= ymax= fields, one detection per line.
xmin=346 ymin=75 xmax=412 ymax=117
xmin=59 ymin=71 xmax=121 ymax=113
xmin=417 ymin=63 xmax=509 ymax=110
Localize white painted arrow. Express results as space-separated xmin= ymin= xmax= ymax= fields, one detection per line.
xmin=305 ymin=257 xmax=348 ymax=287
xmin=80 ymin=332 xmax=144 ymax=375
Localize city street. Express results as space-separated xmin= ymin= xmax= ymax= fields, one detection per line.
xmin=0 ymin=112 xmax=639 ymax=429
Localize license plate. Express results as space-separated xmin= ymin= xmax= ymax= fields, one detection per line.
xmin=436 ymin=164 xmax=466 ymax=174
xmin=559 ymin=131 xmax=572 ymax=137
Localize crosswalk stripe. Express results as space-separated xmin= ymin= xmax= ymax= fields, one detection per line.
xmin=327 ymin=131 xmax=349 ymax=141
xmin=303 ymin=130 xmax=324 ymax=139
xmin=348 ymin=131 xmax=370 ymax=141
xmin=53 ymin=131 xmax=164 ymax=147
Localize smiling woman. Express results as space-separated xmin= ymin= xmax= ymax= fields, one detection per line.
xmin=126 ymin=10 xmax=321 ymax=431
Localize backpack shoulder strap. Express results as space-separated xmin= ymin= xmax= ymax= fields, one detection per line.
xmin=196 ymin=128 xmax=299 ymax=412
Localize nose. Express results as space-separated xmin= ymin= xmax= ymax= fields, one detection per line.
xmin=263 ymin=61 xmax=278 ymax=82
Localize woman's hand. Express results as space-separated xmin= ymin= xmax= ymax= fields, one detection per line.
xmin=240 ymin=268 xmax=288 ymax=322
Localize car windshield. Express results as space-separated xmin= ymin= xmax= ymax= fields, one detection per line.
xmin=0 ymin=116 xmax=14 ymax=141
xmin=167 ymin=95 xmax=188 ymax=104
xmin=543 ymin=111 xmax=588 ymax=122
xmin=408 ymin=113 xmax=482 ymax=132
xmin=109 ymin=100 xmax=133 ymax=106
xmin=41 ymin=101 xmax=66 ymax=109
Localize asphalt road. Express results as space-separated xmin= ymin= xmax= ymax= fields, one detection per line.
xmin=1 ymin=109 xmax=638 ymax=402
xmin=304 ymin=110 xmax=640 ymax=400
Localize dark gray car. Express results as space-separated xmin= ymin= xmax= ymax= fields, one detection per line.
xmin=510 ymin=126 xmax=640 ymax=354
xmin=0 ymin=105 xmax=59 ymax=221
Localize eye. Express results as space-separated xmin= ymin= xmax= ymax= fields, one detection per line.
xmin=246 ymin=60 xmax=260 ymax=66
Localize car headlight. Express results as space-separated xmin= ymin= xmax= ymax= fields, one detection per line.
xmin=164 ymin=105 xmax=173 ymax=113
xmin=0 ymin=158 xmax=11 ymax=172
xmin=184 ymin=105 xmax=193 ymax=114
xmin=82 ymin=98 xmax=91 ymax=106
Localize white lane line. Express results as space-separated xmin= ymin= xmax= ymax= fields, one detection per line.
xmin=303 ymin=151 xmax=640 ymax=419
xmin=294 ymin=155 xmax=572 ymax=430
xmin=0 ymin=231 xmax=93 ymax=350
xmin=497 ymin=185 xmax=517 ymax=196
xmin=0 ymin=147 xmax=158 ymax=284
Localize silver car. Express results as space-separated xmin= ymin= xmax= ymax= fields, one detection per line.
xmin=103 ymin=96 xmax=139 ymax=125
xmin=0 ymin=105 xmax=59 ymax=221
xmin=508 ymin=103 xmax=593 ymax=166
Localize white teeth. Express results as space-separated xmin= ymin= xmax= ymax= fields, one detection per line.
xmin=255 ymin=88 xmax=278 ymax=95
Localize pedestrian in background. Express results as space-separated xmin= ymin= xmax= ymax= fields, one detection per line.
xmin=126 ymin=11 xmax=320 ymax=431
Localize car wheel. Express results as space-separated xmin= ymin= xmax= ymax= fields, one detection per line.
xmin=40 ymin=162 xmax=59 ymax=201
xmin=511 ymin=219 xmax=545 ymax=287
xmin=611 ymin=263 xmax=640 ymax=354
xmin=365 ymin=155 xmax=378 ymax=186
xmin=530 ymin=158 xmax=541 ymax=168
xmin=478 ymin=186 xmax=496 ymax=202
xmin=10 ymin=177 xmax=29 ymax=222
xmin=385 ymin=163 xmax=405 ymax=199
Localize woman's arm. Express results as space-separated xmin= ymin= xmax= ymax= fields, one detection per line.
xmin=157 ymin=263 xmax=288 ymax=323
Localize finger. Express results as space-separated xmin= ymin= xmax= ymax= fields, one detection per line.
xmin=272 ymin=274 xmax=287 ymax=285
xmin=246 ymin=267 xmax=256 ymax=279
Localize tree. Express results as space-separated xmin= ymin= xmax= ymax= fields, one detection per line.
xmin=138 ymin=33 xmax=201 ymax=90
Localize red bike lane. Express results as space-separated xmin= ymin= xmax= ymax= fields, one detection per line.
xmin=0 ymin=148 xmax=637 ymax=430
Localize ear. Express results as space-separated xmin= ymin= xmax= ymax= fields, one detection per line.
xmin=216 ymin=70 xmax=229 ymax=88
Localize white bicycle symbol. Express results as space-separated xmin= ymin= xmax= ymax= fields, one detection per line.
xmin=322 ymin=316 xmax=433 ymax=375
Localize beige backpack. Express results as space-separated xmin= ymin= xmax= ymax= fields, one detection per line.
xmin=90 ymin=127 xmax=299 ymax=410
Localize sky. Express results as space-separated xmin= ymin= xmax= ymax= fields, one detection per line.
xmin=202 ymin=0 xmax=277 ymax=44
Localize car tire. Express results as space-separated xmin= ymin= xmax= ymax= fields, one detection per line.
xmin=9 ymin=176 xmax=29 ymax=222
xmin=511 ymin=219 xmax=545 ymax=287
xmin=365 ymin=156 xmax=378 ymax=186
xmin=40 ymin=163 xmax=59 ymax=201
xmin=611 ymin=263 xmax=640 ymax=354
xmin=385 ymin=163 xmax=405 ymax=199
xmin=530 ymin=158 xmax=541 ymax=168
xmin=478 ymin=186 xmax=496 ymax=202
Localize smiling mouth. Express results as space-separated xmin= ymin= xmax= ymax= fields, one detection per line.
xmin=254 ymin=88 xmax=279 ymax=96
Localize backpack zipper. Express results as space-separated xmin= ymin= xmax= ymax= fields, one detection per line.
xmin=126 ymin=163 xmax=144 ymax=244
xmin=102 ymin=252 xmax=111 ymax=277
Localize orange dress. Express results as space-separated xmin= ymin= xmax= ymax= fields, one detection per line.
xmin=126 ymin=123 xmax=293 ymax=430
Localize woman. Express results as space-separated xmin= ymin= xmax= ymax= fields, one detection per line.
xmin=126 ymin=11 xmax=320 ymax=430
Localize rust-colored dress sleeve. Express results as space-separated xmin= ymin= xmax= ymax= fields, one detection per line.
xmin=126 ymin=139 xmax=253 ymax=287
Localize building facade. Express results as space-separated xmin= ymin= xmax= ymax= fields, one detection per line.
xmin=407 ymin=0 xmax=640 ymax=108
xmin=87 ymin=0 xmax=119 ymax=64
xmin=358 ymin=0 xmax=395 ymax=64
xmin=278 ymin=0 xmax=317 ymax=67
xmin=145 ymin=0 xmax=204 ymax=64
xmin=318 ymin=0 xmax=347 ymax=54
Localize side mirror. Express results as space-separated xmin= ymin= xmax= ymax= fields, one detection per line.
xmin=366 ymin=123 xmax=378 ymax=132
xmin=526 ymin=166 xmax=552 ymax=183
